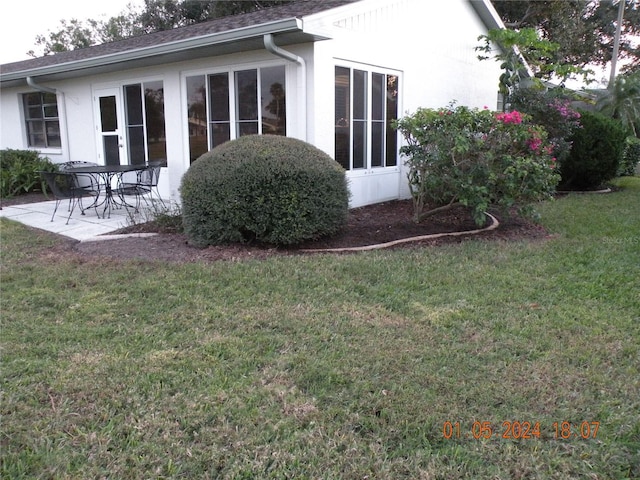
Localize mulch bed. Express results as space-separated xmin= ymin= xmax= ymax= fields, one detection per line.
xmin=2 ymin=192 xmax=550 ymax=263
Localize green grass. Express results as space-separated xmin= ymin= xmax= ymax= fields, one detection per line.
xmin=2 ymin=178 xmax=639 ymax=479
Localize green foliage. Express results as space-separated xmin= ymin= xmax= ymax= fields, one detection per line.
xmin=596 ymin=71 xmax=640 ymax=137
xmin=620 ymin=136 xmax=640 ymax=177
xmin=395 ymin=104 xmax=560 ymax=225
xmin=560 ymin=110 xmax=628 ymax=190
xmin=509 ymin=87 xmax=582 ymax=165
xmin=180 ymin=135 xmax=349 ymax=246
xmin=476 ymin=28 xmax=591 ymax=101
xmin=492 ymin=1 xmax=640 ymax=74
xmin=0 ymin=149 xmax=57 ymax=198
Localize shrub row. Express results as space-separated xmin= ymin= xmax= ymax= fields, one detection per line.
xmin=0 ymin=149 xmax=57 ymax=198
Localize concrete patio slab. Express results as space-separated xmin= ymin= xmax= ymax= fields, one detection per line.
xmin=0 ymin=200 xmax=135 ymax=241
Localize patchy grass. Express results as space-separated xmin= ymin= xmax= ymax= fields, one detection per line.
xmin=1 ymin=178 xmax=639 ymax=479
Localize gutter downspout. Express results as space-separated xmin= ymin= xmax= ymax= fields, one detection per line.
xmin=26 ymin=77 xmax=71 ymax=161
xmin=263 ymin=33 xmax=307 ymax=142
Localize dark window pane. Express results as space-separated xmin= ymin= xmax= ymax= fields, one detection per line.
xmin=144 ymin=81 xmax=166 ymax=164
xmin=45 ymin=121 xmax=61 ymax=147
xmin=371 ymin=122 xmax=384 ymax=167
xmin=24 ymin=93 xmax=41 ymax=106
xmin=238 ymin=122 xmax=258 ymax=137
xmin=43 ymin=105 xmax=58 ymax=118
xmin=125 ymin=84 xmax=144 ymax=125
xmin=186 ymin=75 xmax=207 ymax=163
xmin=209 ymin=73 xmax=230 ymax=121
xmin=261 ymin=66 xmax=286 ymax=136
xmin=42 ymin=93 xmax=57 ymax=105
xmin=210 ymin=123 xmax=231 ymax=149
xmin=353 ymin=120 xmax=366 ymax=169
xmin=372 ymin=73 xmax=384 ymax=121
xmin=103 ymin=136 xmax=120 ymax=166
xmin=99 ymin=96 xmax=118 ymax=132
xmin=235 ymin=70 xmax=258 ymax=121
xmin=27 ymin=121 xmax=45 ymax=147
xmin=27 ymin=121 xmax=44 ymax=136
xmin=28 ymin=106 xmax=43 ymax=119
xmin=353 ymin=69 xmax=367 ymax=120
xmin=335 ymin=66 xmax=350 ymax=169
xmin=386 ymin=75 xmax=399 ymax=167
xmin=128 ymin=126 xmax=146 ymax=165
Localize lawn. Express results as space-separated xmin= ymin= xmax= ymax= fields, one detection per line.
xmin=1 ymin=178 xmax=639 ymax=479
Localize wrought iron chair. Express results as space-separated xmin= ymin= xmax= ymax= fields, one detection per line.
xmin=39 ymin=171 xmax=99 ymax=224
xmin=58 ymin=161 xmax=103 ymax=210
xmin=115 ymin=162 xmax=165 ymax=212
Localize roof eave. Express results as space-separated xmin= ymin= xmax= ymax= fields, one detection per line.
xmin=1 ymin=17 xmax=319 ymax=87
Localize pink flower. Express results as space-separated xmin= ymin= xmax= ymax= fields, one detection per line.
xmin=495 ymin=110 xmax=523 ymax=125
xmin=528 ymin=137 xmax=542 ymax=151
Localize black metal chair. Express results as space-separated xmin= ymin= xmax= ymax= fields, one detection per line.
xmin=115 ymin=162 xmax=165 ymax=212
xmin=58 ymin=162 xmax=104 ymax=214
xmin=39 ymin=171 xmax=96 ymax=224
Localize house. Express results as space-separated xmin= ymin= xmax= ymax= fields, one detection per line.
xmin=0 ymin=0 xmax=505 ymax=208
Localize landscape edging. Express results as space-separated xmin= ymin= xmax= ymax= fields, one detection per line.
xmin=301 ymin=212 xmax=500 ymax=253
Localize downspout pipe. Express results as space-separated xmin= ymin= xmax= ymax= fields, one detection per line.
xmin=26 ymin=77 xmax=71 ymax=161
xmin=263 ymin=33 xmax=307 ymax=142
xmin=26 ymin=76 xmax=57 ymax=94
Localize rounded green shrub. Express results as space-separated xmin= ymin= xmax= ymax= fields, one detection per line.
xmin=560 ymin=111 xmax=627 ymax=190
xmin=619 ymin=136 xmax=640 ymax=177
xmin=180 ymin=135 xmax=349 ymax=246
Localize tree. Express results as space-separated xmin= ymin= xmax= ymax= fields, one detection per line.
xmin=30 ymin=19 xmax=100 ymax=56
xmin=491 ymin=0 xmax=640 ymax=74
xmin=596 ymin=70 xmax=640 ymax=136
xmin=28 ymin=0 xmax=294 ymax=57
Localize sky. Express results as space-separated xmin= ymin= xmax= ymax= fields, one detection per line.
xmin=0 ymin=0 xmax=141 ymax=64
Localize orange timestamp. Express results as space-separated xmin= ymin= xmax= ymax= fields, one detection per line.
xmin=442 ymin=421 xmax=600 ymax=440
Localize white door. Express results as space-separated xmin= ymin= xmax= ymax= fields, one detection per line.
xmin=94 ymin=88 xmax=127 ymax=165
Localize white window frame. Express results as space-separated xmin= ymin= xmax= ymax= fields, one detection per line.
xmin=183 ymin=60 xmax=290 ymax=161
xmin=334 ymin=61 xmax=401 ymax=174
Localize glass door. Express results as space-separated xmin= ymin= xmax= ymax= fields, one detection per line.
xmin=94 ymin=88 xmax=127 ymax=165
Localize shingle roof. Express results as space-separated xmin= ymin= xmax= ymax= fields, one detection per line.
xmin=0 ymin=0 xmax=358 ymax=75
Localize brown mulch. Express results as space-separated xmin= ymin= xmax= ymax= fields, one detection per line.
xmin=2 ymin=192 xmax=550 ymax=263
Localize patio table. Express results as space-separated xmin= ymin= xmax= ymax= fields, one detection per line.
xmin=66 ymin=164 xmax=144 ymax=219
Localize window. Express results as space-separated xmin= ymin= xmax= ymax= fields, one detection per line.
xmin=186 ymin=66 xmax=286 ymax=163
xmin=124 ymin=81 xmax=167 ymax=166
xmin=335 ymin=66 xmax=398 ymax=170
xmin=23 ymin=92 xmax=61 ymax=148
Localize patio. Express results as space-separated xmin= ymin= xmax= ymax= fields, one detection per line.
xmin=0 ymin=199 xmax=153 ymax=241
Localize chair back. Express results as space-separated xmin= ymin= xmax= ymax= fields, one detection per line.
xmin=139 ymin=163 xmax=161 ymax=187
xmin=59 ymin=161 xmax=98 ymax=170
xmin=40 ymin=171 xmax=76 ymax=199
xmin=59 ymin=162 xmax=100 ymax=191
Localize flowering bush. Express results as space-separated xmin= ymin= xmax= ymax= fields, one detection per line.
xmin=394 ymin=103 xmax=560 ymax=224
xmin=509 ymin=88 xmax=581 ymax=165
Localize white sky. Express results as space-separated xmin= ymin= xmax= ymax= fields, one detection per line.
xmin=0 ymin=0 xmax=141 ymax=64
